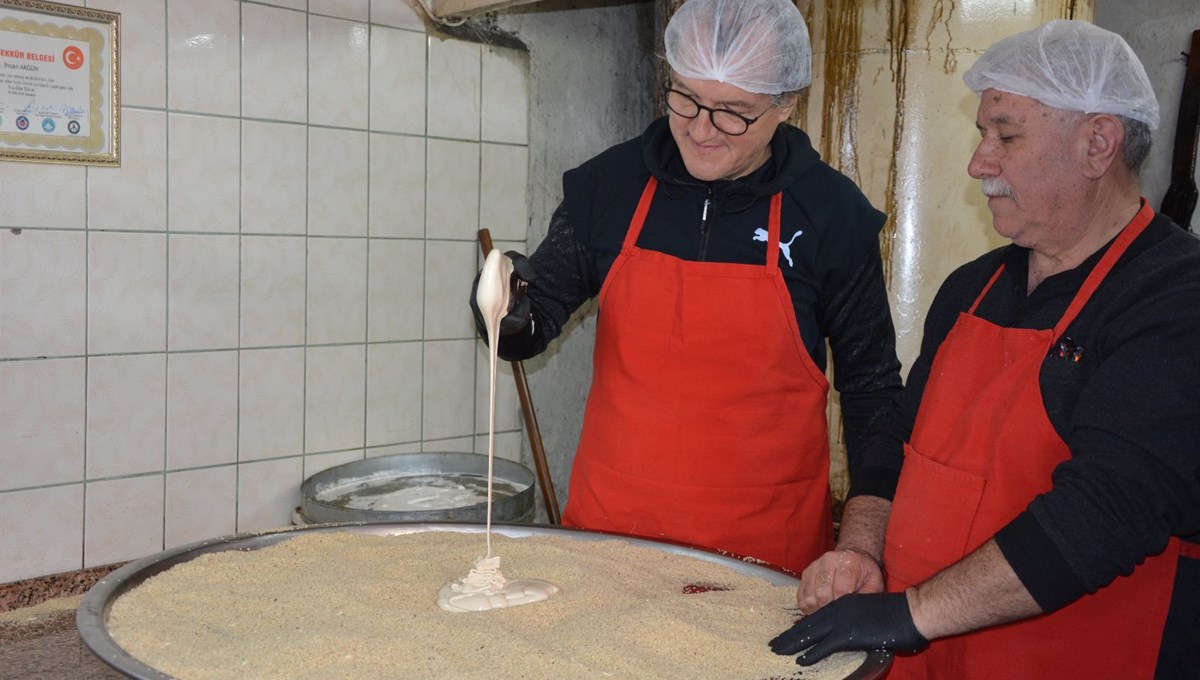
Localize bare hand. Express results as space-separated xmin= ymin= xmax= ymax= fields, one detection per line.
xmin=794 ymin=548 xmax=884 ymax=615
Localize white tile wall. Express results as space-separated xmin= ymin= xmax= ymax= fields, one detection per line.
xmin=308 ymin=128 xmax=369 ymax=236
xmin=428 ymin=38 xmax=481 ymax=141
xmin=370 ymin=0 xmax=425 ymax=32
xmin=304 ymin=344 xmax=366 ymax=453
xmin=426 ymin=138 xmax=479 ymax=240
xmin=237 ymin=457 xmax=304 ymax=532
xmin=368 ymin=133 xmax=425 ymax=237
xmin=241 ymin=235 xmax=308 ymax=346
xmin=103 ymin=0 xmax=167 ymax=109
xmin=312 ymin=0 xmax=371 ymax=23
xmin=166 ymin=351 xmax=239 ymax=470
xmin=242 ymin=4 xmax=308 ymax=122
xmin=241 ymin=121 xmax=308 ymax=234
xmin=0 ymin=2 xmax=530 ymax=585
xmin=309 ymin=17 xmax=371 ymax=128
xmin=367 ymin=238 xmax=424 ymax=341
xmin=0 ymin=230 xmax=87 ymax=358
xmin=422 ymin=338 xmax=475 ymax=440
xmin=167 ymin=0 xmax=241 ymax=115
xmin=0 ymin=359 xmax=85 ymax=491
xmin=482 ymin=45 xmax=529 ymax=145
xmin=366 ymin=341 xmax=423 ymax=445
xmin=307 ymin=237 xmax=368 ymax=343
xmin=84 ymin=476 xmax=165 ymax=568
xmin=480 ymin=143 xmax=529 ymax=240
xmin=0 ymin=162 xmax=85 ymax=228
xmin=369 ymin=27 xmax=426 ymax=136
xmin=86 ymin=354 xmax=166 ymax=479
xmin=87 ymin=232 xmax=167 ymax=353
xmin=0 ymin=486 xmax=84 ymax=582
xmin=168 ymin=234 xmax=241 ymax=350
xmin=238 ymin=347 xmax=306 ymax=461
xmin=165 ymin=466 xmax=237 ymax=549
xmin=87 ymin=109 xmax=168 ymax=231
xmin=168 ymin=114 xmax=241 ymax=234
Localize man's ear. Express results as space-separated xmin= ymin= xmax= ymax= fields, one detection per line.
xmin=773 ymin=94 xmax=799 ymax=125
xmin=1081 ymin=113 xmax=1124 ymax=179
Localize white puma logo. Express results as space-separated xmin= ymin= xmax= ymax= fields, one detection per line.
xmin=753 ymin=228 xmax=804 ymax=268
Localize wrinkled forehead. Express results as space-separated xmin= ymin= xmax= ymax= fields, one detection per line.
xmin=975 ymin=88 xmax=1083 ymax=125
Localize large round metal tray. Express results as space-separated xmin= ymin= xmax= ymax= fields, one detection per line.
xmin=77 ymin=522 xmax=892 ymax=679
xmin=299 ymin=452 xmax=536 ymax=523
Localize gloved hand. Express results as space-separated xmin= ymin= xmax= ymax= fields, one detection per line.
xmin=768 ymin=592 xmax=929 ymax=666
xmin=469 ymin=250 xmax=536 ymax=339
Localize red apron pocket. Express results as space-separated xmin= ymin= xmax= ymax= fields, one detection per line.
xmin=884 ymin=443 xmax=986 ymax=587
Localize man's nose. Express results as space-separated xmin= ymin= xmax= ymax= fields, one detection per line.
xmin=967 ymin=141 xmax=995 ymax=179
xmin=689 ymin=110 xmax=721 ymax=139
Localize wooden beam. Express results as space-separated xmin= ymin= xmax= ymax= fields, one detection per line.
xmin=426 ymin=0 xmax=544 ymax=20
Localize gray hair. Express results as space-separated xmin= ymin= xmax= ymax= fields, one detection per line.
xmin=1117 ymin=115 xmax=1152 ymax=175
xmin=770 ymin=90 xmax=802 ymax=108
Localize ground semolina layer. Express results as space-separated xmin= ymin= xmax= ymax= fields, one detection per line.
xmin=108 ymin=531 xmax=867 ymax=679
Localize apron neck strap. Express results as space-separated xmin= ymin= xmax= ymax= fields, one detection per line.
xmin=765 ymin=192 xmax=783 ymax=274
xmin=968 ymin=265 xmax=1007 ymax=315
xmin=624 ymin=177 xmax=785 ymax=272
xmin=1052 ymin=201 xmax=1155 ymax=339
xmin=966 ymin=201 xmax=1156 ymax=339
xmin=623 ymin=177 xmax=658 ymax=250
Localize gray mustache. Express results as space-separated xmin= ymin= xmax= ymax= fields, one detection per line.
xmin=981 ymin=178 xmax=1015 ymax=200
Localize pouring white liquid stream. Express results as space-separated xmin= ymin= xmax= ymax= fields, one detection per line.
xmin=437 ymin=249 xmax=559 ymax=613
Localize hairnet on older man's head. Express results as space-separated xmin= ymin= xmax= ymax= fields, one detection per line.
xmin=665 ymin=0 xmax=811 ymax=95
xmin=963 ymin=19 xmax=1159 ymax=129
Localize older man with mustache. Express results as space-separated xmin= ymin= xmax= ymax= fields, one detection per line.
xmin=771 ymin=19 xmax=1200 ymax=680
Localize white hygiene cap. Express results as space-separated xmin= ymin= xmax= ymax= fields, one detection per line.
xmin=963 ymin=19 xmax=1159 ymax=129
xmin=665 ymin=0 xmax=812 ymax=95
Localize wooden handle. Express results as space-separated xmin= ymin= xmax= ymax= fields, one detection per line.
xmin=476 ymin=229 xmax=562 ymax=524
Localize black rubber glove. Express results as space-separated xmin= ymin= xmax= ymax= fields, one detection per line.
xmin=469 ymin=250 xmax=537 ymax=340
xmin=768 ymin=592 xmax=929 ymax=666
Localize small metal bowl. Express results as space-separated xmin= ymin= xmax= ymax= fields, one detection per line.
xmin=299 ymin=452 xmax=536 ymax=524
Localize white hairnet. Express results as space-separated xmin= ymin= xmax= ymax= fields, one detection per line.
xmin=665 ymin=0 xmax=811 ymax=95
xmin=963 ymin=19 xmax=1159 ymax=129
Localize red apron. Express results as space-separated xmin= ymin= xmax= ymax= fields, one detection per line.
xmin=561 ymin=177 xmax=834 ymax=574
xmin=883 ymin=203 xmax=1179 ymax=679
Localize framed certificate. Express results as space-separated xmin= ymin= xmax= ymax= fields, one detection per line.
xmin=0 ymin=0 xmax=119 ymax=165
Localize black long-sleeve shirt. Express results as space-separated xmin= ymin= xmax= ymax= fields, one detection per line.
xmin=851 ymin=212 xmax=1200 ymax=670
xmin=494 ymin=118 xmax=903 ymax=479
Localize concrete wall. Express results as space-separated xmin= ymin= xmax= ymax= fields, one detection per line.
xmin=1097 ymin=0 xmax=1200 ymax=232
xmin=490 ymin=0 xmax=658 ymax=515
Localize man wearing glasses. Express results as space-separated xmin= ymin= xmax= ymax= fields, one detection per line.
xmin=470 ymin=0 xmax=900 ymax=575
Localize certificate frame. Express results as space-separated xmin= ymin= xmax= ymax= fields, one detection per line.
xmin=0 ymin=0 xmax=119 ymax=165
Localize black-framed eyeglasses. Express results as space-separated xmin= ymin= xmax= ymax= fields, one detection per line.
xmin=662 ymin=85 xmax=773 ymax=136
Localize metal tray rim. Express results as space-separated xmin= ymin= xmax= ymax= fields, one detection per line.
xmin=77 ymin=521 xmax=892 ymax=680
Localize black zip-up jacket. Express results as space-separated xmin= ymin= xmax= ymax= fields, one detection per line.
xmin=494 ymin=118 xmax=902 ymax=477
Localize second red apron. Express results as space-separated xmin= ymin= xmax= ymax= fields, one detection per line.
xmin=562 ymin=177 xmax=835 ymax=574
xmin=883 ymin=203 xmax=1179 ymax=679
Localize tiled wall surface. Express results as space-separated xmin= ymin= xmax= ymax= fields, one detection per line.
xmin=0 ymin=0 xmax=530 ymax=584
